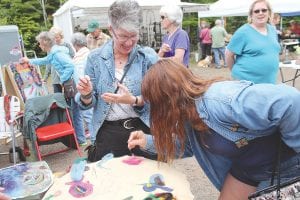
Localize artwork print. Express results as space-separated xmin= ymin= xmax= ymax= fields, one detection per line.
xmin=0 ymin=161 xmax=53 ymax=199
xmin=9 ymin=62 xmax=48 ymax=101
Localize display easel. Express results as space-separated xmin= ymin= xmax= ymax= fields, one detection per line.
xmin=0 ymin=66 xmax=5 ymax=97
xmin=1 ymin=65 xmax=24 ymax=109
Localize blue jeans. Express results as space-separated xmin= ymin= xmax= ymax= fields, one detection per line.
xmin=82 ymin=108 xmax=93 ymax=139
xmin=257 ymin=152 xmax=300 ymax=191
xmin=69 ymin=98 xmax=86 ymax=144
xmin=212 ymin=47 xmax=226 ymax=67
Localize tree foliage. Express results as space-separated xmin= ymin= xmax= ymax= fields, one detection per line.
xmin=0 ymin=0 xmax=60 ymax=56
xmin=0 ymin=0 xmax=298 ymax=56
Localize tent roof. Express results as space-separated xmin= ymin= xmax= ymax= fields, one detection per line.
xmin=53 ymin=0 xmax=208 ymax=45
xmin=198 ymin=0 xmax=300 ymax=18
xmin=54 ymin=0 xmax=208 ymax=17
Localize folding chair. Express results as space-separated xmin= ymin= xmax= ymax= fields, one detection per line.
xmin=0 ymin=95 xmax=24 ymax=165
xmin=34 ymin=103 xmax=82 ymax=161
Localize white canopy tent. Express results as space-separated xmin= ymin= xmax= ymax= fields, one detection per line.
xmin=198 ymin=0 xmax=300 ymax=18
xmin=53 ymin=0 xmax=208 ymax=48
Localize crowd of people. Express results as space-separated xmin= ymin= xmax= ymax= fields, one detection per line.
xmin=1 ymin=0 xmax=299 ymax=200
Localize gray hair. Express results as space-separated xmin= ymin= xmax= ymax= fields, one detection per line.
xmin=71 ymin=32 xmax=87 ymax=47
xmin=36 ymin=31 xmax=55 ymax=48
xmin=49 ymin=26 xmax=64 ymax=39
xmin=215 ymin=19 xmax=222 ymax=26
xmin=160 ymin=5 xmax=183 ymax=26
xmin=108 ymin=0 xmax=142 ymax=33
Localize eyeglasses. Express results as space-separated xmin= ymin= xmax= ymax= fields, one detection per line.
xmin=253 ymin=8 xmax=268 ymax=14
xmin=111 ymin=28 xmax=138 ymax=43
xmin=160 ymin=16 xmax=167 ymax=20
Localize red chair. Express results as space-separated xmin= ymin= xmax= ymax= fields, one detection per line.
xmin=34 ymin=103 xmax=82 ymax=160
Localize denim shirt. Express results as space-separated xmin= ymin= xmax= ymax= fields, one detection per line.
xmin=144 ymin=80 xmax=300 ymax=190
xmin=76 ymin=41 xmax=158 ymax=141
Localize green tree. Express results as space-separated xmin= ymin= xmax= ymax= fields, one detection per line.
xmin=0 ymin=0 xmax=60 ymax=56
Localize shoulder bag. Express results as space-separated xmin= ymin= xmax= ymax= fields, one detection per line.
xmin=248 ymin=135 xmax=300 ymax=200
xmin=63 ymin=77 xmax=77 ymax=99
xmin=85 ymin=48 xmax=139 ymax=162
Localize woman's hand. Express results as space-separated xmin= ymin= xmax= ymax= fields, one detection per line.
xmin=158 ymin=43 xmax=171 ymax=57
xmin=128 ymin=130 xmax=147 ymax=150
xmin=77 ymin=75 xmax=93 ymax=96
xmin=101 ymin=83 xmax=136 ymax=104
xmin=160 ymin=43 xmax=171 ymax=53
xmin=19 ymin=57 xmax=29 ymax=64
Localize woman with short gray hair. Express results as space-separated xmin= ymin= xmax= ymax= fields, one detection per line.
xmin=21 ymin=31 xmax=86 ymax=146
xmin=76 ymin=0 xmax=158 ymax=162
xmin=43 ymin=27 xmax=75 ymax=94
xmin=71 ymin=32 xmax=93 ymax=143
xmin=21 ymin=31 xmax=73 ymax=85
xmin=108 ymin=0 xmax=142 ymax=32
xmin=158 ymin=5 xmax=190 ymax=67
xmin=71 ymin=32 xmax=87 ymax=48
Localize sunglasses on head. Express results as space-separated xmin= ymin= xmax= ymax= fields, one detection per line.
xmin=160 ymin=16 xmax=166 ymax=20
xmin=253 ymin=8 xmax=268 ymax=14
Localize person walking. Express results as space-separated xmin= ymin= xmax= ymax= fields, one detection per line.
xmin=199 ymin=21 xmax=212 ymax=60
xmin=211 ymin=19 xmax=228 ymax=69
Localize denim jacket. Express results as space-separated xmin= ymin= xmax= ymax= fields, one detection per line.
xmin=144 ymin=80 xmax=300 ymax=190
xmin=29 ymin=45 xmax=74 ymax=84
xmin=76 ymin=41 xmax=158 ymax=141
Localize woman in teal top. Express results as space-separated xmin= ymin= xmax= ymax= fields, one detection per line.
xmin=225 ymin=0 xmax=280 ymax=84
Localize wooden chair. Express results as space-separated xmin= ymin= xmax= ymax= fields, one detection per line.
xmin=34 ymin=103 xmax=82 ymax=161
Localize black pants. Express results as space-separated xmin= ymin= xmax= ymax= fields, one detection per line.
xmin=201 ymin=43 xmax=212 ymax=59
xmin=94 ymin=118 xmax=157 ymax=161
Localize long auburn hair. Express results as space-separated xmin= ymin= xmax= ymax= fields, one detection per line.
xmin=142 ymin=58 xmax=223 ymax=162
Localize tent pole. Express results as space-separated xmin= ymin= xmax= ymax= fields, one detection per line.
xmin=280 ymin=16 xmax=283 ymax=31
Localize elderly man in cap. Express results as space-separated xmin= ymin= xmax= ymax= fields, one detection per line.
xmin=86 ymin=20 xmax=111 ymax=50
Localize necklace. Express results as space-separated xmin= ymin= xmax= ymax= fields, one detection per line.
xmin=115 ymin=57 xmax=128 ymax=66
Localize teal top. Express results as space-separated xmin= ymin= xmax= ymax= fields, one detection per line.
xmin=227 ymin=24 xmax=281 ymax=84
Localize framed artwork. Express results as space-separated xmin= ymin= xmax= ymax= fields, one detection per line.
xmin=6 ymin=62 xmax=48 ymax=102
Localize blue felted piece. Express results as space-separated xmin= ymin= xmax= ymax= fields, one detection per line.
xmin=70 ymin=158 xmax=87 ymax=181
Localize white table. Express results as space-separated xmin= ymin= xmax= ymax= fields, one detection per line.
xmin=279 ymin=60 xmax=300 ymax=86
xmin=282 ymin=41 xmax=299 ymax=47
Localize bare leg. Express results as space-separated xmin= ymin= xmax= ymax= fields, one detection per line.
xmin=218 ymin=173 xmax=256 ymax=200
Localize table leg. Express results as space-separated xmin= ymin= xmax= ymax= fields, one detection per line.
xmin=280 ymin=68 xmax=285 ymax=83
xmin=292 ymin=69 xmax=300 ymax=87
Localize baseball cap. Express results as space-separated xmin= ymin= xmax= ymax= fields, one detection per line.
xmin=87 ymin=20 xmax=100 ymax=33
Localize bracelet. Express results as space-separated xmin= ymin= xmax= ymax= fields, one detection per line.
xmin=80 ymin=97 xmax=92 ymax=106
xmin=81 ymin=92 xmax=92 ymax=100
xmin=134 ymin=96 xmax=138 ymax=105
